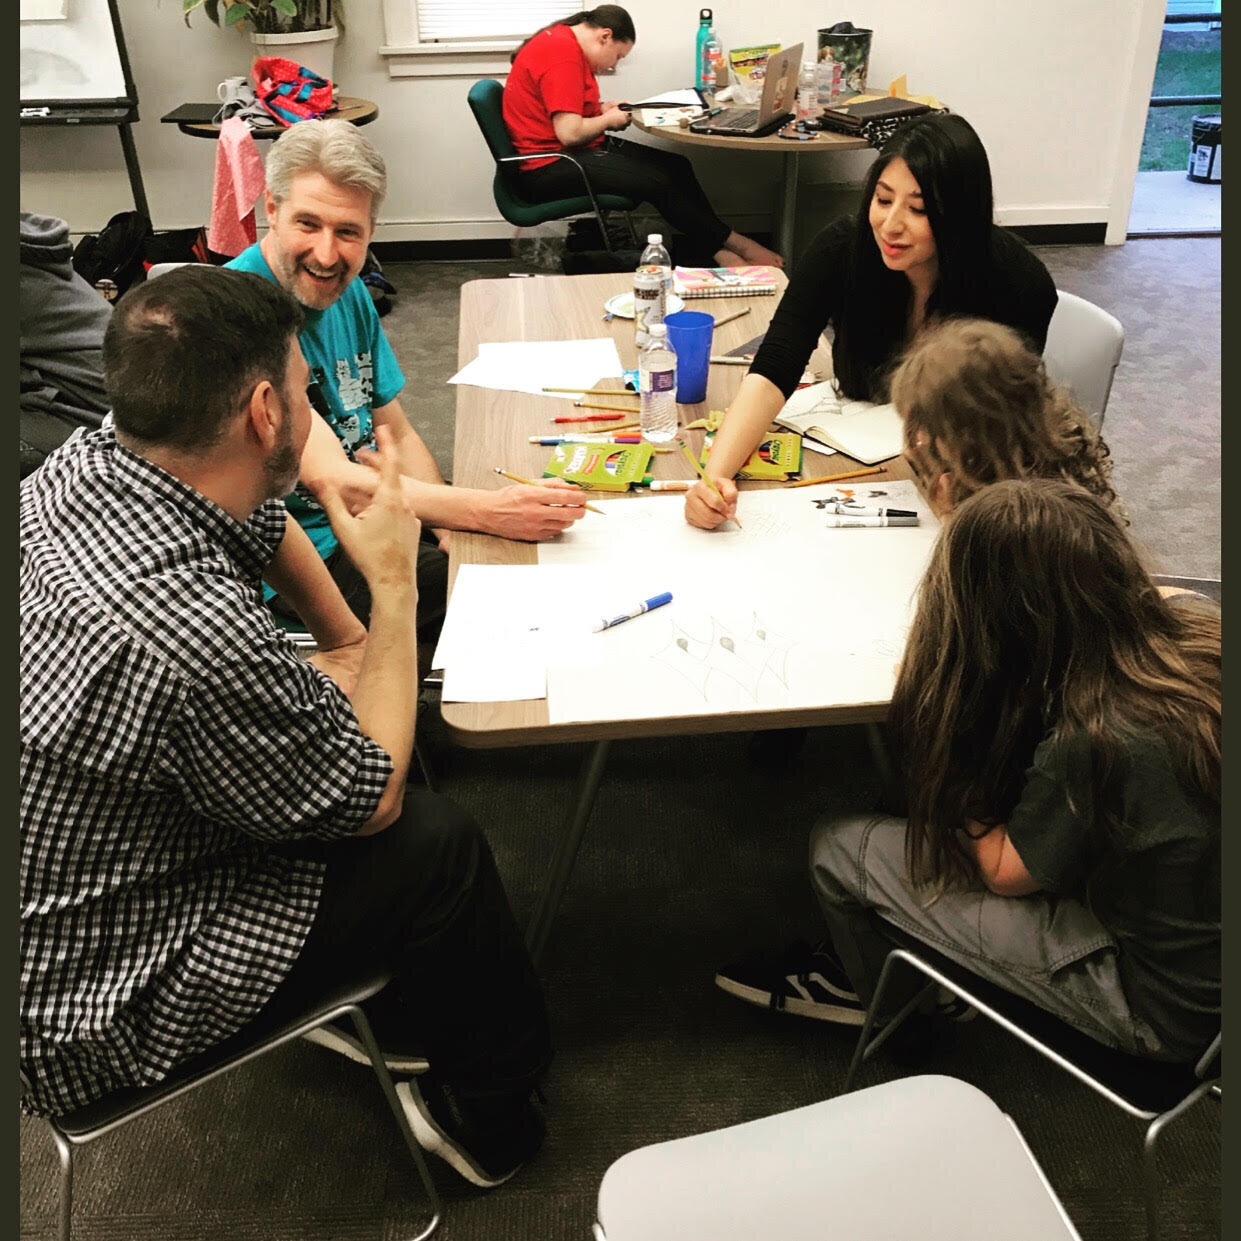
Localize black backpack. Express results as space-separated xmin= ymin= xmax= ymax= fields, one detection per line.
xmin=71 ymin=211 xmax=153 ymax=303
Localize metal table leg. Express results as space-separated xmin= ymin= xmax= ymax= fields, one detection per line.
xmin=525 ymin=739 xmax=612 ymax=967
xmin=775 ymin=150 xmax=801 ymax=257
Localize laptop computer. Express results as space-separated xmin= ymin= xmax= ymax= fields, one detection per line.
xmin=690 ymin=43 xmax=802 ymax=138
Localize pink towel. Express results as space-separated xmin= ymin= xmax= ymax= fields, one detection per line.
xmin=207 ymin=117 xmax=267 ymax=256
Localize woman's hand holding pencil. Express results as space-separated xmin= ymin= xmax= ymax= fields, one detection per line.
xmin=678 ymin=441 xmax=742 ymax=531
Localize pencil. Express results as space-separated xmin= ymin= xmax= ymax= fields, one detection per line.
xmin=574 ymin=400 xmax=642 ymax=412
xmin=712 ymin=306 xmax=751 ymax=330
xmin=708 ymin=355 xmax=751 ymax=365
xmin=553 ymin=413 xmax=627 ymax=423
xmin=786 ymin=465 xmax=885 ymax=488
xmin=676 ymin=441 xmax=743 ymax=530
xmin=542 ymin=386 xmax=638 ymax=396
xmin=493 ymin=467 xmax=606 ymax=515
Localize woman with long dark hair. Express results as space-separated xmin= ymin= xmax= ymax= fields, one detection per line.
xmin=718 ymin=480 xmax=1220 ymax=1063
xmin=503 ymin=6 xmax=783 ymax=267
xmin=685 ymin=112 xmax=1058 ymax=528
xmin=891 ymin=317 xmax=1119 ymax=517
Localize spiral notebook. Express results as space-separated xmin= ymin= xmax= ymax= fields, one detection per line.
xmin=672 ymin=267 xmax=780 ymax=298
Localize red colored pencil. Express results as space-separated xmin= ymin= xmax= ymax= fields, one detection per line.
xmin=552 ymin=413 xmax=627 ymax=423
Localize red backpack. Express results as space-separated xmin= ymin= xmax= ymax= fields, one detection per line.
xmin=251 ymin=56 xmax=335 ymax=127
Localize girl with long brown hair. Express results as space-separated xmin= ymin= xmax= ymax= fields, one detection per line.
xmin=718 ymin=480 xmax=1219 ymax=1062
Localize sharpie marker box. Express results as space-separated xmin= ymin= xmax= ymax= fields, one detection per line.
xmin=543 ymin=442 xmax=655 ymax=491
xmin=700 ymin=430 xmax=803 ymax=480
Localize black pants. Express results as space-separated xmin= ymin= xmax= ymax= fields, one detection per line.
xmin=255 ymin=790 xmax=551 ymax=1101
xmin=521 ymin=137 xmax=733 ymax=255
xmin=268 ymin=528 xmax=449 ymax=649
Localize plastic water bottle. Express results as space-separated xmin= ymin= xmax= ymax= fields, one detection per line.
xmin=797 ymin=61 xmax=818 ymax=122
xmin=639 ymin=323 xmax=678 ymax=443
xmin=702 ymin=32 xmax=723 ymax=99
xmin=816 ymin=54 xmax=843 ymax=109
xmin=633 ymin=263 xmax=665 ymax=349
xmin=640 ymin=232 xmax=672 ymax=304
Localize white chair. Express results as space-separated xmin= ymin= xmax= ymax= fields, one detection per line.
xmin=1042 ymin=290 xmax=1125 ymax=427
xmin=593 ymin=1075 xmax=1082 ymax=1241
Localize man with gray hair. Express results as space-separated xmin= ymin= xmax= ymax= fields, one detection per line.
xmin=228 ymin=120 xmax=587 ymax=639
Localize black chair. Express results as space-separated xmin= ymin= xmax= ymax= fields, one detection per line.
xmin=467 ymin=78 xmax=639 ymax=255
xmin=845 ymin=939 xmax=1220 ymax=1241
xmin=30 ymin=967 xmax=442 ymax=1241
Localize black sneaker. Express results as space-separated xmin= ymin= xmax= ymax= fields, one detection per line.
xmin=303 ymin=1019 xmax=430 ymax=1075
xmin=715 ymin=939 xmax=866 ymax=1025
xmin=396 ymin=1073 xmax=546 ymax=1188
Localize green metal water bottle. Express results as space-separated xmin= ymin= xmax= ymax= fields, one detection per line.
xmin=695 ymin=9 xmax=715 ymax=93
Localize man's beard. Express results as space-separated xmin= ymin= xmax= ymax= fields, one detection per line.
xmin=264 ymin=399 xmax=301 ymax=497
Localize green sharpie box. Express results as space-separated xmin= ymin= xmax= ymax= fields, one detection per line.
xmin=543 ymin=442 xmax=655 ymax=491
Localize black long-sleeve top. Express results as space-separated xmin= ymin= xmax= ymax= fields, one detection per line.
xmin=750 ymin=217 xmax=1058 ymax=401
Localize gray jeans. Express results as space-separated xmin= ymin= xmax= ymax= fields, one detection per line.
xmin=810 ymin=813 xmax=1168 ymax=1057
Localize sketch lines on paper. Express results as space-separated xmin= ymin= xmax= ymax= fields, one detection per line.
xmin=651 ymin=612 xmax=795 ymax=705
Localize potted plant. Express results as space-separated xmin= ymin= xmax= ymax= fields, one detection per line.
xmin=183 ymin=1 xmax=342 ymax=81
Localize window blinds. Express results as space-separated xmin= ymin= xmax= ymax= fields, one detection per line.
xmin=415 ymin=1 xmax=570 ymax=41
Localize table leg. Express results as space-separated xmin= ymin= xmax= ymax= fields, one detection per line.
xmin=776 ymin=150 xmax=800 ymax=258
xmin=525 ymin=738 xmax=612 ymax=967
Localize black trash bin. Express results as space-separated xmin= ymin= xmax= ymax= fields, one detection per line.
xmin=1187 ymin=114 xmax=1221 ymax=184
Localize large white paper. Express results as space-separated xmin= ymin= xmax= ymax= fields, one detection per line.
xmin=448 ymin=339 xmax=624 ymax=398
xmin=537 ymin=482 xmax=940 ymax=724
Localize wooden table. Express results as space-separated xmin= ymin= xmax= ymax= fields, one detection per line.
xmin=161 ymin=96 xmax=378 ymax=139
xmin=448 ymin=271 xmax=911 ymax=961
xmin=629 ymin=115 xmax=870 ymax=258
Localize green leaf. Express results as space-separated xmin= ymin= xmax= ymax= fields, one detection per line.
xmin=272 ymin=0 xmax=299 ymax=15
xmin=223 ymin=3 xmax=252 ymax=27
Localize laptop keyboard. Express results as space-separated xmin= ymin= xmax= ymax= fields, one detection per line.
xmin=720 ymin=108 xmax=759 ymax=128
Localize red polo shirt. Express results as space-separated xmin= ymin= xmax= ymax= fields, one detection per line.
xmin=503 ymin=24 xmax=602 ymax=171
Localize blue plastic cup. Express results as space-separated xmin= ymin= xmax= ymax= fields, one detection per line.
xmin=664 ymin=310 xmax=714 ymax=404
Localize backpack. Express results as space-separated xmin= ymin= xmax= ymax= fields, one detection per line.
xmin=71 ymin=211 xmax=152 ymax=303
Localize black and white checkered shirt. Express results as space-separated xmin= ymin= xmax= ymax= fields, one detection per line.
xmin=20 ymin=427 xmax=393 ymax=1117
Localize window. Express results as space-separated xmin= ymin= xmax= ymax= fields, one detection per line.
xmin=380 ymin=0 xmax=572 ymax=77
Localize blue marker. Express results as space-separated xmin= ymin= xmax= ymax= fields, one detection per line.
xmin=593 ymin=592 xmax=673 ymax=632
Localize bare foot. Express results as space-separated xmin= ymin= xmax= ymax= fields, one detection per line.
xmin=721 ymin=231 xmax=785 ymax=268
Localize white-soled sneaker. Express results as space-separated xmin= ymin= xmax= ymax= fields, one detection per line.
xmin=303 ymin=1019 xmax=430 ymax=1075
xmin=715 ymin=939 xmax=866 ymax=1025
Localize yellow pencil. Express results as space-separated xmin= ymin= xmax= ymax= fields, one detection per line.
xmin=676 ymin=441 xmax=743 ymax=529
xmin=542 ymin=386 xmax=639 ymax=396
xmin=712 ymin=306 xmax=751 ymax=330
xmin=574 ymin=399 xmax=642 ymax=412
xmin=493 ymin=467 xmax=606 ymax=515
xmin=787 ymin=465 xmax=885 ymax=488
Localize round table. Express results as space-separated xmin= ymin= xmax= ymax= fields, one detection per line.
xmin=170 ymin=96 xmax=378 ymax=140
xmin=629 ymin=115 xmax=869 ymax=258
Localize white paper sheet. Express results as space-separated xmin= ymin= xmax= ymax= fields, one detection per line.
xmin=448 ymin=339 xmax=624 ymax=397
xmin=774 ymin=381 xmax=904 ymax=465
xmin=536 ymin=482 xmax=940 ymax=724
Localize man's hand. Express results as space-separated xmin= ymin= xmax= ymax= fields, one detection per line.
xmin=482 ymin=481 xmax=588 ymax=541
xmin=316 ymin=426 xmax=421 ymax=592
xmin=684 ymin=477 xmax=738 ymax=529
xmin=308 ymin=633 xmax=367 ymax=696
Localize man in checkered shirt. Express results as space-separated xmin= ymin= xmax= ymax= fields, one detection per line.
xmin=20 ymin=265 xmax=551 ymax=1189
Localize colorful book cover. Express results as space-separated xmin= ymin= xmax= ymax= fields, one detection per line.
xmin=672 ymin=266 xmax=779 ymax=298
xmin=543 ymin=442 xmax=655 ymax=491
xmin=700 ymin=431 xmax=802 ymax=480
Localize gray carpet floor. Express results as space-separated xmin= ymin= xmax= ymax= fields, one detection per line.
xmin=19 ymin=238 xmax=1220 ymax=1240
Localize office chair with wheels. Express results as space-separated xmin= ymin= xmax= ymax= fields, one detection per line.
xmin=29 ymin=965 xmax=442 ymax=1241
xmin=593 ymin=1074 xmax=1082 ymax=1240
xmin=846 ymin=941 xmax=1220 ymax=1241
xmin=467 ymin=79 xmax=639 ymax=255
xmin=1043 ymin=290 xmax=1125 ymax=427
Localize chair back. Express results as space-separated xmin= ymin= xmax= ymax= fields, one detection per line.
xmin=1043 ymin=290 xmax=1124 ymax=425
xmin=467 ymin=79 xmax=517 ymax=164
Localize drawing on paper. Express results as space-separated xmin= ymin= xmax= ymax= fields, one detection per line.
xmin=653 ymin=612 xmax=795 ymax=704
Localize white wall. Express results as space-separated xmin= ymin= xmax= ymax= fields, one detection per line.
xmin=20 ymin=0 xmax=1163 ymax=245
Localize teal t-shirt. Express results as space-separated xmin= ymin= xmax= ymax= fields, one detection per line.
xmin=225 ymin=244 xmax=405 ymax=574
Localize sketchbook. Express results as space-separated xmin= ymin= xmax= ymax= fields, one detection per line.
xmin=772 ymin=381 xmax=904 ymax=465
xmin=672 ymin=267 xmax=779 ymax=298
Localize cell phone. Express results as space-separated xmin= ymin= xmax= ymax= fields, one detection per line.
xmin=778 ymin=130 xmax=815 ymax=141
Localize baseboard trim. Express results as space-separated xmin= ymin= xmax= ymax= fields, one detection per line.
xmin=1007 ymin=223 xmax=1107 ymax=245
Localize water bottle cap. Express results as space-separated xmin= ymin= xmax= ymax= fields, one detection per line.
xmin=647 ymin=233 xmax=663 ymax=245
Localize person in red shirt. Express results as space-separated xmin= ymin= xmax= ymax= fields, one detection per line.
xmin=503 ymin=6 xmax=783 ymax=268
